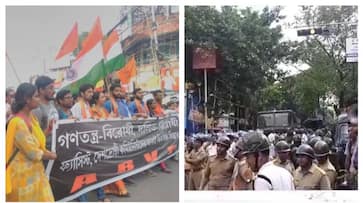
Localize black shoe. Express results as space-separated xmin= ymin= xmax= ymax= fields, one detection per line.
xmin=123 ymin=178 xmax=136 ymax=185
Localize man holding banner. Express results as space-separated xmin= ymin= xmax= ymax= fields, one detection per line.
xmin=67 ymin=84 xmax=110 ymax=202
xmin=71 ymin=84 xmax=94 ymax=120
xmin=104 ymin=83 xmax=132 ymax=118
xmin=128 ymin=88 xmax=149 ymax=119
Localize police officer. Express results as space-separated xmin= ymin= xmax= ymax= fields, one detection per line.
xmin=291 ymin=134 xmax=302 ymax=168
xmin=230 ymin=138 xmax=254 ymax=190
xmin=308 ymin=136 xmax=322 ymax=148
xmin=200 ymin=136 xmax=235 ymax=190
xmin=185 ymin=135 xmax=208 ymax=190
xmin=293 ymin=144 xmax=331 ymax=190
xmin=273 ymin=140 xmax=295 ymax=175
xmin=244 ymin=132 xmax=295 ymax=190
xmin=314 ymin=140 xmax=337 ymax=189
xmin=184 ymin=139 xmax=194 ymax=190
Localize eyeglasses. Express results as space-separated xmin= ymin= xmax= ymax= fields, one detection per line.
xmin=63 ymin=96 xmax=73 ymax=100
xmin=45 ymin=85 xmax=55 ymax=90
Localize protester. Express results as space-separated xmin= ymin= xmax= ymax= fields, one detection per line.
xmin=165 ymin=100 xmax=178 ymax=115
xmin=6 ymin=83 xmax=57 ymax=201
xmin=71 ymin=84 xmax=94 ymax=120
xmin=90 ymin=91 xmax=130 ymax=197
xmin=146 ymin=99 xmax=157 ymax=117
xmin=153 ymin=90 xmax=166 ymax=117
xmin=128 ymin=88 xmax=149 ymax=118
xmin=104 ymin=83 xmax=131 ymax=118
xmin=32 ymin=76 xmax=58 ymax=151
xmin=55 ymin=89 xmax=74 ymax=119
xmin=145 ymin=97 xmax=171 ymax=173
xmin=69 ymin=84 xmax=110 ymax=202
xmin=90 ymin=91 xmax=110 ymax=119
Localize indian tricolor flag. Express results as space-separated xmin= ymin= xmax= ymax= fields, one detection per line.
xmin=103 ymin=29 xmax=136 ymax=92
xmin=92 ymin=29 xmax=127 ymax=92
xmin=103 ymin=29 xmax=126 ymax=75
xmin=61 ymin=17 xmax=105 ymax=94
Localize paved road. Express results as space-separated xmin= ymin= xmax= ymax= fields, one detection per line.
xmin=77 ymin=158 xmax=179 ymax=202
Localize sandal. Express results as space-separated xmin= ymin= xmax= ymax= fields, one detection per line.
xmin=98 ymin=198 xmax=112 ymax=202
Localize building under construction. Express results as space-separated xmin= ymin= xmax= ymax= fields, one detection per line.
xmin=117 ymin=6 xmax=179 ymax=92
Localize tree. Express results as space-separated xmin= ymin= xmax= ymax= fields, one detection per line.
xmin=185 ymin=6 xmax=290 ymax=119
xmin=290 ymin=6 xmax=358 ymax=110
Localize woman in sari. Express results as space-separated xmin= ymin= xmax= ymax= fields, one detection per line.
xmin=6 ymin=83 xmax=57 ymax=202
xmin=91 ymin=91 xmax=129 ymax=197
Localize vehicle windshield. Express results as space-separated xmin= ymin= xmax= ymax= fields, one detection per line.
xmin=257 ymin=112 xmax=290 ymax=128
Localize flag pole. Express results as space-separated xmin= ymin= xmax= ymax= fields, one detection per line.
xmin=204 ymin=68 xmax=208 ymax=135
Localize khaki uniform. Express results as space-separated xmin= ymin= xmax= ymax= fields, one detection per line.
xmin=230 ymin=158 xmax=254 ymax=190
xmin=185 ymin=151 xmax=192 ymax=190
xmin=202 ymin=155 xmax=235 ymax=190
xmin=185 ymin=148 xmax=208 ymax=190
xmin=293 ymin=163 xmax=331 ymax=190
xmin=318 ymin=159 xmax=336 ymax=189
xmin=272 ymin=158 xmax=295 ymax=175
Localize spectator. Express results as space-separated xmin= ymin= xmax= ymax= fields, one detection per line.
xmin=345 ymin=115 xmax=358 ymax=189
xmin=6 ymin=87 xmax=15 ymax=120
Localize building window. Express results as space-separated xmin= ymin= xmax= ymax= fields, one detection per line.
xmin=170 ymin=6 xmax=178 ymax=14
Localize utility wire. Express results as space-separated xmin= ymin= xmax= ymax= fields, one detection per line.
xmin=6 ymin=52 xmax=21 ymax=84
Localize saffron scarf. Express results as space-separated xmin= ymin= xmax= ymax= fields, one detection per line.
xmin=135 ymin=99 xmax=149 ymax=114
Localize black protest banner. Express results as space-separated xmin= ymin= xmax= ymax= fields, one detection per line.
xmin=46 ymin=115 xmax=179 ymax=202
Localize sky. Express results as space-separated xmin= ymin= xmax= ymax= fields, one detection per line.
xmin=6 ymin=6 xmax=122 ymax=88
xmin=6 ymin=5 xmax=308 ymax=88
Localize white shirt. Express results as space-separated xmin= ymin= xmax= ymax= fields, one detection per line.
xmin=71 ymin=102 xmax=92 ymax=119
xmin=254 ymin=161 xmax=295 ymax=190
xmin=206 ymin=144 xmax=217 ymax=157
xmin=227 ymin=142 xmax=237 ymax=158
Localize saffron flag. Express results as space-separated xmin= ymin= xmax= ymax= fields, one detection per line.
xmin=117 ymin=56 xmax=137 ymax=84
xmin=55 ymin=23 xmax=78 ymax=60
